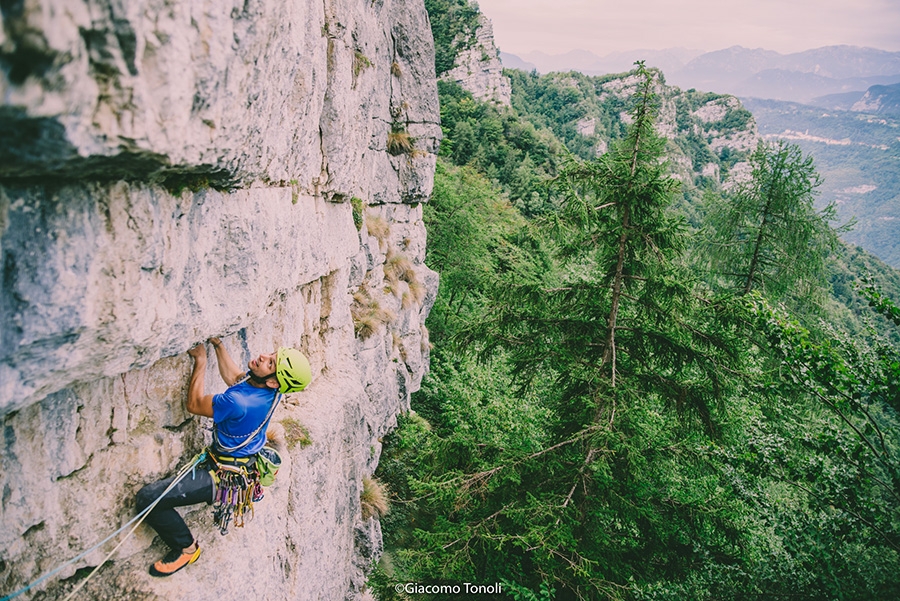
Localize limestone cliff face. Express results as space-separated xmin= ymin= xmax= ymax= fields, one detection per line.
xmin=441 ymin=13 xmax=511 ymax=106
xmin=0 ymin=0 xmax=439 ymax=599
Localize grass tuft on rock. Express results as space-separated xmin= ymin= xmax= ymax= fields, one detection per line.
xmin=281 ymin=417 xmax=312 ymax=449
xmin=361 ymin=476 xmax=390 ymax=520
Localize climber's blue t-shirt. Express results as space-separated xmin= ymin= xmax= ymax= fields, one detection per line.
xmin=212 ymin=380 xmax=279 ymax=457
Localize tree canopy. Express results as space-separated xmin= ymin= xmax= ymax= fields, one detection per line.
xmin=372 ymin=23 xmax=900 ymax=598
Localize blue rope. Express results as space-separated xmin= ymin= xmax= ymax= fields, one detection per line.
xmin=0 ymin=457 xmax=202 ymax=601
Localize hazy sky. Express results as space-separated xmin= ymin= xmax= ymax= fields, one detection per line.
xmin=475 ymin=0 xmax=900 ymax=56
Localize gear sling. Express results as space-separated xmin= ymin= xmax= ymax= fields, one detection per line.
xmin=206 ymin=387 xmax=283 ymax=535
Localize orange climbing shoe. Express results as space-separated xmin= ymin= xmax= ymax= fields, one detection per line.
xmin=149 ymin=543 xmax=201 ymax=577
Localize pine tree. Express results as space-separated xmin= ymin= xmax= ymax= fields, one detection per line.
xmin=704 ymin=140 xmax=840 ymax=307
xmin=450 ymin=63 xmax=745 ymax=595
xmin=476 ymin=63 xmax=733 ymax=426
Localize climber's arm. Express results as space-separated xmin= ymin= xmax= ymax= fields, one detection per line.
xmin=209 ymin=337 xmax=245 ymax=386
xmin=185 ymin=344 xmax=214 ymax=418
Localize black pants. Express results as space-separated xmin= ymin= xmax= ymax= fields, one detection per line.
xmin=136 ymin=468 xmax=214 ymax=551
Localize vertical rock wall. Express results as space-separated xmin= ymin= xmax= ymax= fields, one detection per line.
xmin=0 ymin=0 xmax=440 ymax=599
xmin=441 ymin=13 xmax=511 ymax=106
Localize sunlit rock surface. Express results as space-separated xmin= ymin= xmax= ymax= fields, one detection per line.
xmin=441 ymin=13 xmax=511 ymax=106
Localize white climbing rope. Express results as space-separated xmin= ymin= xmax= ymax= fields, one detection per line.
xmin=1 ymin=456 xmax=202 ymax=601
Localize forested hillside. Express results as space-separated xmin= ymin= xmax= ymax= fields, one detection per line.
xmin=372 ymin=2 xmax=900 ymax=599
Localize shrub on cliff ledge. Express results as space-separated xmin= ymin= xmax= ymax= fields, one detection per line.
xmin=352 ymin=289 xmax=396 ymax=340
xmin=366 ymin=213 xmax=391 ymax=247
xmin=280 ymin=417 xmax=312 ymax=449
xmin=361 ymin=476 xmax=390 ymax=520
xmin=353 ymin=51 xmax=372 ymax=79
xmin=351 ymin=197 xmax=365 ymax=231
xmin=387 ymin=130 xmax=414 ymax=155
xmin=384 ymin=250 xmax=415 ymax=287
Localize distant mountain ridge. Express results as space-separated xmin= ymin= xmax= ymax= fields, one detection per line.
xmin=505 ymin=45 xmax=900 ymax=104
xmin=736 ymin=70 xmax=900 ymax=105
xmin=852 ymin=83 xmax=900 ymax=115
xmin=814 ymin=83 xmax=900 ymax=116
xmin=514 ymin=47 xmax=704 ymax=79
xmin=499 ymin=52 xmax=537 ymax=72
xmin=775 ymin=46 xmax=900 ymax=79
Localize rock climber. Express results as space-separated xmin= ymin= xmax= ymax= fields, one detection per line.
xmin=136 ymin=337 xmax=312 ymax=577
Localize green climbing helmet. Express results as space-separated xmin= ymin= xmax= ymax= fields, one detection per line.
xmin=275 ymin=347 xmax=312 ymax=393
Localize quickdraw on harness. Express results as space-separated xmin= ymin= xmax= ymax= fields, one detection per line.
xmin=207 ymin=450 xmax=261 ymax=535
xmin=206 ymin=380 xmax=282 ymax=536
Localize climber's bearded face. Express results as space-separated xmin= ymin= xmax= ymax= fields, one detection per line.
xmin=248 ymin=351 xmax=277 ymax=378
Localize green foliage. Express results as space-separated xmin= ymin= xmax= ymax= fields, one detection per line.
xmin=379 ymin=65 xmax=757 ymax=599
xmin=719 ymin=106 xmax=753 ymax=131
xmin=280 ymin=417 xmax=312 ymax=449
xmin=351 ymin=196 xmax=365 ymax=231
xmin=437 ymin=63 xmax=760 ymax=221
xmin=704 ymin=140 xmax=840 ymax=309
xmin=859 ymin=277 xmax=900 ymax=327
xmin=744 ymin=97 xmax=900 ymax=268
xmin=478 ymin=64 xmax=732 ymax=415
xmin=676 ymin=129 xmax=717 ymax=172
xmin=424 ymin=0 xmax=482 ymax=75
xmin=437 ymin=80 xmax=563 ymax=216
xmin=424 ymin=159 xmax=538 ymax=342
xmin=503 ymin=581 xmax=556 ymax=601
xmin=729 ymin=294 xmax=900 ymax=598
xmin=506 ymin=68 xmax=629 ymax=161
xmin=827 ymin=243 xmax=900 ymax=346
xmin=501 ymin=67 xmax=763 ymax=224
xmin=353 ymin=50 xmax=372 ymax=78
xmin=380 ymin=8 xmax=900 ymax=596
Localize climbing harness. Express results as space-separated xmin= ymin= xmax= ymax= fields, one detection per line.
xmin=0 ymin=455 xmax=203 ymax=601
xmin=206 ymin=388 xmax=283 ymax=535
xmin=206 ymin=450 xmax=259 ymax=535
xmin=204 ymin=444 xmax=282 ymax=535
